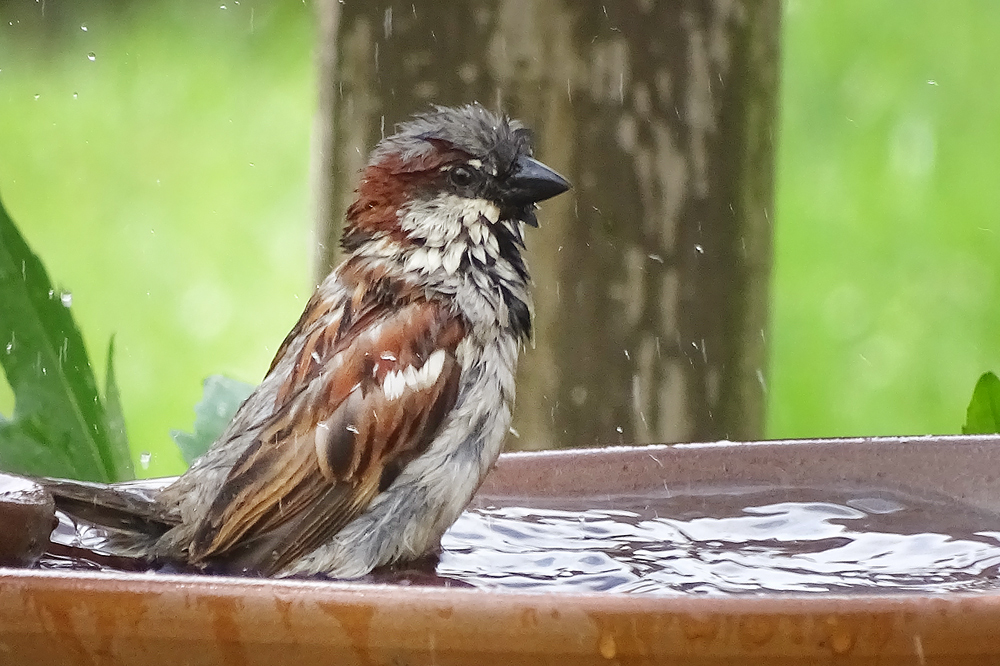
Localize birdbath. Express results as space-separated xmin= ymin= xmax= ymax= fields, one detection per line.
xmin=3 ymin=435 xmax=1000 ymax=665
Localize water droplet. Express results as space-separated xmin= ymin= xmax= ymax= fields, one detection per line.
xmin=60 ymin=292 xmax=73 ymax=307
xmin=220 ymin=4 xmax=227 ymax=8
xmin=47 ymin=289 xmax=54 ymax=298
xmin=80 ymin=25 xmax=88 ymax=31
xmin=87 ymin=53 xmax=96 ymax=62
xmin=139 ymin=452 xmax=152 ymax=469
xmin=72 ymin=92 xmax=78 ymax=99
xmin=694 ymin=244 xmax=704 ymax=254
xmin=5 ymin=342 xmax=12 ymax=354
xmin=33 ymin=94 xmax=40 ymax=100
xmin=599 ymin=633 xmax=617 ymax=660
xmin=383 ymin=6 xmax=393 ymax=38
xmin=616 ymin=426 xmax=623 ymax=434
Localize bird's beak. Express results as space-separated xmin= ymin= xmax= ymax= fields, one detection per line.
xmin=506 ymin=156 xmax=571 ymax=209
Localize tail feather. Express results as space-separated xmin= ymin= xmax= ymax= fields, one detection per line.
xmin=37 ymin=476 xmax=180 ymax=560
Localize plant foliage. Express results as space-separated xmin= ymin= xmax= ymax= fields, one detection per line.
xmin=963 ymin=371 xmax=1000 ymax=435
xmin=171 ymin=375 xmax=253 ymax=464
xmin=0 ymin=193 xmax=134 ymax=482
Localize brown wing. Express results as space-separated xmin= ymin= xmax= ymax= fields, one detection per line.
xmin=187 ymin=295 xmax=466 ymax=575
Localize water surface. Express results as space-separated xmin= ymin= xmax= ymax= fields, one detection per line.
xmin=42 ymin=485 xmax=1000 ymax=595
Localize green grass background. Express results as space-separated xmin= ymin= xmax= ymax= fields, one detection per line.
xmin=2 ymin=1 xmax=999 ymax=476
xmin=770 ymin=1 xmax=1000 ymax=439
xmin=0 ymin=2 xmax=315 ymax=476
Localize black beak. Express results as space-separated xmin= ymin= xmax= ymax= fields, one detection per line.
xmin=506 ymin=156 xmax=571 ymax=209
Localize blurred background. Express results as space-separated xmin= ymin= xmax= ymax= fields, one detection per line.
xmin=1 ymin=1 xmax=998 ymax=477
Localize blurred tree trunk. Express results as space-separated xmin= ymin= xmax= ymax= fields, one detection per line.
xmin=313 ymin=0 xmax=780 ymax=449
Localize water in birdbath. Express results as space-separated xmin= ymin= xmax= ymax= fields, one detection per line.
xmin=39 ymin=484 xmax=1000 ymax=595
xmin=431 ymin=486 xmax=1000 ymax=594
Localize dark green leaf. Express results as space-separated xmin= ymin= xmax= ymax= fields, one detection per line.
xmin=963 ymin=371 xmax=1000 ymax=435
xmin=104 ymin=336 xmax=135 ymax=480
xmin=171 ymin=375 xmax=254 ymax=464
xmin=0 ymin=193 xmax=119 ymax=481
xmin=0 ymin=420 xmax=75 ymax=477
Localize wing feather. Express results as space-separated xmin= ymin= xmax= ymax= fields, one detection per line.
xmin=187 ymin=291 xmax=466 ymax=575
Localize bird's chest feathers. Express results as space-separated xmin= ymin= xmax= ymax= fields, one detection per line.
xmin=453 ymin=333 xmax=519 ymax=453
xmin=394 ymin=196 xmax=530 ymax=331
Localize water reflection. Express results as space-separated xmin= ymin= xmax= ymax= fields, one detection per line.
xmin=438 ymin=487 xmax=1000 ymax=595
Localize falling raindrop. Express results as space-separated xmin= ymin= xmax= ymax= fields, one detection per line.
xmin=60 ymin=292 xmax=73 ymax=307
xmin=139 ymin=452 xmax=152 ymax=469
xmin=87 ymin=52 xmax=96 ymax=62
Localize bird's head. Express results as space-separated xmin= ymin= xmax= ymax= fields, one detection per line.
xmin=342 ymin=104 xmax=570 ymax=278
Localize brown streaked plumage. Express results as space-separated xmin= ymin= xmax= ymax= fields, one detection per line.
xmin=41 ymin=104 xmax=570 ymax=578
xmin=186 ymin=300 xmax=465 ymax=575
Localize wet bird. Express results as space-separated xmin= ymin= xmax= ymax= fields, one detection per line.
xmin=43 ymin=104 xmax=570 ymax=578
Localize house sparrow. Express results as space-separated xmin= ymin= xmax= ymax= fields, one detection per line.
xmin=44 ymin=104 xmax=569 ymax=578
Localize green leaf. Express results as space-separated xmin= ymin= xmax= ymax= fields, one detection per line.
xmin=0 ymin=192 xmax=120 ymax=481
xmin=963 ymin=371 xmax=1000 ymax=435
xmin=0 ymin=420 xmax=76 ymax=478
xmin=104 ymin=336 xmax=135 ymax=480
xmin=171 ymin=375 xmax=254 ymax=465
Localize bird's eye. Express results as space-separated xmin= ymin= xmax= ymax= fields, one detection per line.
xmin=449 ymin=165 xmax=477 ymax=188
